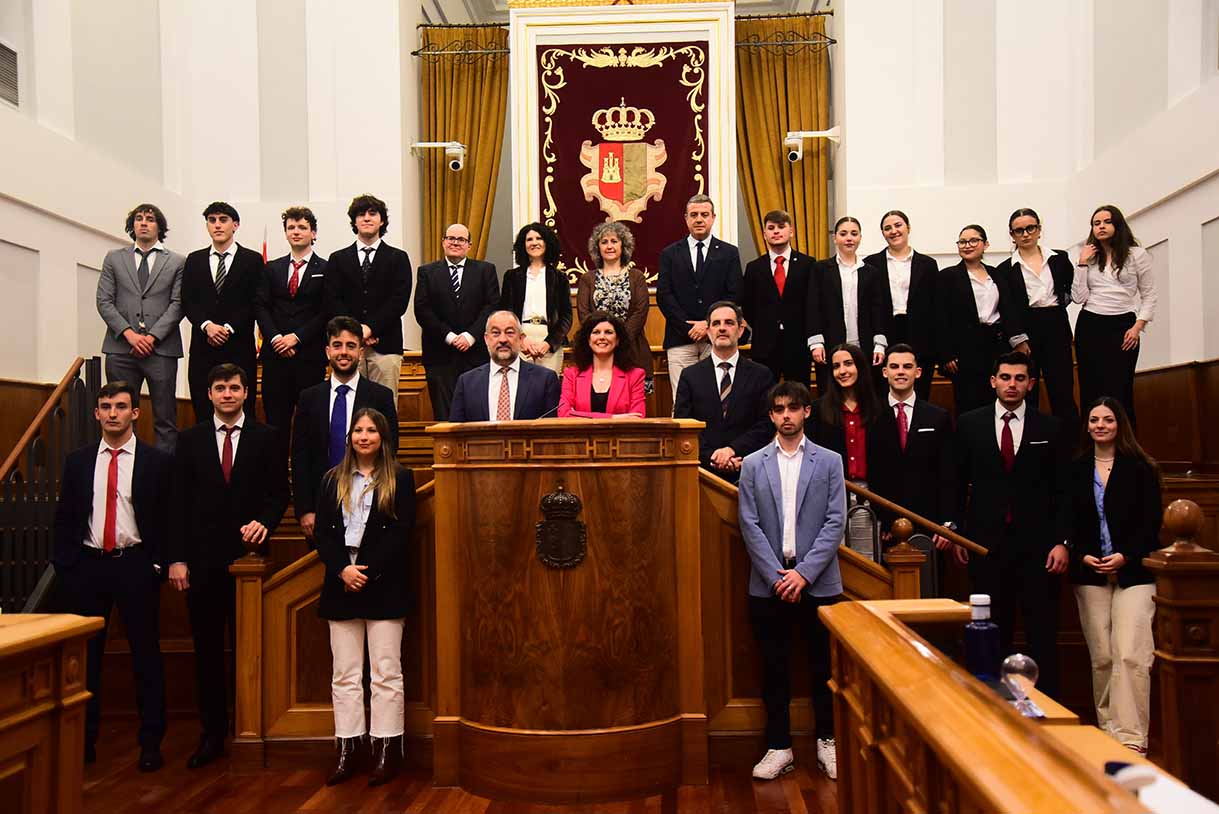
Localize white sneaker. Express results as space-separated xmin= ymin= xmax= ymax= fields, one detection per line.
xmin=816 ymin=738 xmax=837 ymax=780
xmin=751 ymin=748 xmax=795 ymax=780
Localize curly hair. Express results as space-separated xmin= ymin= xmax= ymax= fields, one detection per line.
xmin=124 ymin=203 xmax=169 ymax=241
xmin=587 ymin=222 xmax=635 ymax=268
xmin=571 ymin=310 xmax=637 ymax=371
xmin=347 ymin=194 xmax=389 ymax=237
xmin=512 ymin=222 xmax=561 ymax=268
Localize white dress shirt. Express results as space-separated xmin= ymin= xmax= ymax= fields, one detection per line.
xmin=1012 ymin=248 xmax=1059 ymax=307
xmin=1071 ymin=245 xmax=1157 ymax=322
xmin=132 ymin=241 xmax=166 ymax=277
xmin=213 ymin=412 xmax=245 ymax=461
xmin=487 ymin=356 xmax=522 ymax=420
xmin=969 ymin=271 xmax=1001 ymax=326
xmin=993 ymin=400 xmax=1027 ymax=454
xmin=687 ymin=234 xmax=713 ymax=271
xmin=342 ymin=470 xmax=374 ymax=561
xmin=887 ymin=391 xmax=916 ymax=418
xmin=885 ymin=250 xmax=913 ymax=314
xmin=202 ymin=243 xmax=238 ymax=332
xmin=442 ymin=258 xmax=475 ymax=346
xmin=807 ymin=255 xmax=886 ymax=354
xmin=522 ymin=266 xmax=548 ymax=323
xmin=86 ymin=434 xmax=141 ymax=549
xmin=355 ymin=238 xmax=382 ymax=266
xmin=712 ymin=350 xmax=740 ymax=391
xmin=285 ymin=252 xmax=313 ymax=285
xmin=774 ymin=437 xmax=806 ymax=560
xmin=329 ymin=373 xmax=361 ymax=435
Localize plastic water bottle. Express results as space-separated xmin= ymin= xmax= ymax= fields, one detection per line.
xmin=964 ymin=593 xmax=1001 ymax=681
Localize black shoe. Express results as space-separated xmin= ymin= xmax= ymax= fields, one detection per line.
xmin=325 ymin=736 xmax=364 ymax=786
xmin=186 ymin=735 xmax=225 ymax=769
xmin=84 ymin=742 xmax=96 ymax=765
xmin=138 ymin=748 xmax=164 ymax=772
xmin=367 ymin=735 xmax=402 ymax=787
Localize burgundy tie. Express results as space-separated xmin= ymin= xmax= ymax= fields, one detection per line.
xmin=289 ymin=259 xmax=305 ymax=297
xmin=103 ymin=448 xmax=122 ymax=552
xmin=1001 ymin=412 xmax=1015 ymax=522
xmin=221 ymin=426 xmax=236 ymax=483
xmin=897 ymin=402 xmax=909 ymax=452
xmin=774 ymin=255 xmax=786 ymax=297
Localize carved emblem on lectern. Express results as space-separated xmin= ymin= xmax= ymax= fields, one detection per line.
xmin=536 ymin=485 xmax=587 ymax=569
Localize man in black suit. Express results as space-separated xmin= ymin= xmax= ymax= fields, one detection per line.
xmin=674 ymin=301 xmax=775 ymax=483
xmin=868 ymin=345 xmax=959 ymax=559
xmin=292 ymin=316 xmax=398 ymax=543
xmin=656 ymin=195 xmax=742 ymax=402
xmin=450 ymin=310 xmax=560 ymax=421
xmin=414 ymin=223 xmax=500 ymax=420
xmin=168 ymin=363 xmax=288 ymax=768
xmin=255 ymin=206 xmax=329 ymax=438
xmin=53 ymin=381 xmax=172 ymax=772
xmin=182 ymin=201 xmax=265 ymax=423
xmin=324 ymin=194 xmax=413 ymax=392
xmin=740 ymin=210 xmax=816 ymax=386
xmin=955 ymin=351 xmax=1070 ymax=697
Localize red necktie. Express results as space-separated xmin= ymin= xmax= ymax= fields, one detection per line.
xmin=774 ymin=255 xmax=786 ymax=297
xmin=221 ymin=426 xmax=236 ymax=483
xmin=289 ymin=259 xmax=305 ymax=297
xmin=103 ymin=448 xmax=122 ymax=552
xmin=897 ymin=402 xmax=909 ymax=452
xmin=1001 ymin=412 xmax=1015 ymax=522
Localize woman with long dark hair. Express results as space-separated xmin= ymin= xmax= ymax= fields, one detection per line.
xmin=1072 ymin=205 xmax=1157 ymax=424
xmin=314 ymin=407 xmax=416 ymax=787
xmin=1069 ymin=397 xmax=1161 ymax=753
xmin=559 ymin=311 xmax=646 ymax=418
xmin=499 ymin=222 xmax=573 ymax=376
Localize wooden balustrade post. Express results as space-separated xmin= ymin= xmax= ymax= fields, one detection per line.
xmin=1143 ymin=499 xmax=1219 ymax=799
xmin=883 ymin=519 xmax=926 ymax=600
xmin=229 ymin=553 xmax=271 ymax=769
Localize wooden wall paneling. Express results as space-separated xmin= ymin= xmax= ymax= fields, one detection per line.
xmin=230 ymin=556 xmax=270 ymax=767
xmin=1133 ymin=364 xmax=1201 ymax=471
xmin=0 ymin=379 xmax=55 ymax=460
xmin=1200 ymin=361 xmax=1219 ymax=472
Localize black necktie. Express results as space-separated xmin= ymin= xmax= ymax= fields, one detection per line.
xmin=361 ymin=247 xmax=374 ymax=284
xmin=718 ymin=361 xmax=732 ymax=416
xmin=135 ymin=248 xmax=152 ymax=289
xmin=695 ymin=241 xmax=706 ymax=279
xmin=213 ymin=252 xmax=227 ymax=292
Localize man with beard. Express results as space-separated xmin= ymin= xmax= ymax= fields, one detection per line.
xmin=449 ymin=310 xmax=560 ymax=421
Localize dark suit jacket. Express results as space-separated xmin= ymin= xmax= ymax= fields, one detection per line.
xmin=414 ymin=258 xmax=499 ymax=367
xmin=863 ymin=249 xmax=939 ymax=362
xmin=656 ymin=237 xmax=742 ymax=349
xmin=449 ymin=360 xmax=561 ymax=422
xmin=182 ymin=244 xmax=264 ymax=371
xmin=867 ymin=398 xmax=956 ymax=527
xmin=805 ymin=398 xmax=878 ymax=480
xmin=995 ymin=249 xmax=1074 ymax=320
xmin=169 ymin=418 xmax=288 ymax=576
xmin=499 ymin=265 xmax=574 ymax=350
xmin=673 ymin=355 xmax=775 ymax=472
xmin=937 ymin=262 xmax=1024 ymax=368
xmin=315 ymin=467 xmax=416 ymax=619
xmin=806 ymin=257 xmax=889 ymax=351
xmin=324 ymin=242 xmax=413 ymax=355
xmin=53 ymin=440 xmax=173 ymax=570
xmin=1068 ymin=454 xmax=1161 ymax=587
xmin=740 ymin=252 xmax=815 ymax=360
xmin=291 ymin=376 xmax=399 ymax=519
xmin=255 ymin=253 xmax=329 ymax=364
xmin=956 ymin=404 xmax=1069 ymax=557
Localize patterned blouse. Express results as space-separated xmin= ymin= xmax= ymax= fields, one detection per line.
xmin=592 ymin=270 xmax=633 ymax=322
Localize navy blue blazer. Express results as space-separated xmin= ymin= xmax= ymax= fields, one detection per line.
xmin=449 ymin=360 xmax=561 ymax=421
xmin=656 ymin=237 xmax=742 ymax=349
xmin=255 ymin=253 xmax=329 ymax=364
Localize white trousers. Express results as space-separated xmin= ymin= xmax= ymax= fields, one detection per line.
xmin=328 ymin=618 xmax=406 ymax=738
xmin=1074 ymin=582 xmax=1156 ymax=749
xmin=521 ymin=323 xmax=564 ymax=376
xmin=360 ymin=349 xmax=403 ymax=393
xmin=666 ymin=341 xmax=711 ymax=414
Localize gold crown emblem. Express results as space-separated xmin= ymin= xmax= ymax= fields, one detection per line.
xmin=592 ymin=98 xmax=655 ymax=142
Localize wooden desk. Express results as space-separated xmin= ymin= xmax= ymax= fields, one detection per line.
xmin=1048 ymin=725 xmax=1151 ymax=769
xmin=0 ymin=613 xmax=103 ymax=814
xmin=1028 ymin=687 xmax=1081 ymax=726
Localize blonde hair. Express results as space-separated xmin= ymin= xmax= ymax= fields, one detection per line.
xmin=326 ymin=407 xmax=399 ymax=518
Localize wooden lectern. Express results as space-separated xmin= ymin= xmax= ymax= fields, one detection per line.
xmin=427 ymin=418 xmax=707 ymax=804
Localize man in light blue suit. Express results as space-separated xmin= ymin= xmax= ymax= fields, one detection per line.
xmin=738 ymin=380 xmax=845 ymax=783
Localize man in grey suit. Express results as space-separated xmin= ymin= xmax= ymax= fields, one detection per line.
xmin=738 ymin=380 xmax=845 ymax=783
xmin=97 ymin=203 xmax=185 ymax=451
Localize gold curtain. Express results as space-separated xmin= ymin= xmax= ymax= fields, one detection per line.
xmin=735 ymin=16 xmax=831 ymax=259
xmin=420 ymin=26 xmax=509 ymax=262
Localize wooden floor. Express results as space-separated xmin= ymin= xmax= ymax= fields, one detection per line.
xmin=83 ymin=722 xmax=838 ymax=813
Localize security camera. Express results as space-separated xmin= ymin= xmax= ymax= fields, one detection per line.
xmin=445 ymin=144 xmax=466 ymax=172
xmin=784 ymin=136 xmax=803 ymax=163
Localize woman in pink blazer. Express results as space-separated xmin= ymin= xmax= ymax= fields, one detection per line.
xmin=560 ymin=311 xmax=647 ymax=418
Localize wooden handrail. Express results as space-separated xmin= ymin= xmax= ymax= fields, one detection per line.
xmin=0 ymin=356 xmax=85 ymax=482
xmin=846 ymin=480 xmax=989 ymax=557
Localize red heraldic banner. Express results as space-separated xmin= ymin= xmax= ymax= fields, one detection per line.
xmin=537 ymin=43 xmax=710 ymax=283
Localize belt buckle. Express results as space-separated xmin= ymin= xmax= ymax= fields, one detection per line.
xmin=112 ymin=547 xmax=125 ymax=558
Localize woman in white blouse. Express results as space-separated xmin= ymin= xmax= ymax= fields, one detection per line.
xmin=1072 ymin=205 xmax=1157 ymax=426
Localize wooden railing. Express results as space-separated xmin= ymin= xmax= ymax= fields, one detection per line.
xmin=0 ymin=357 xmax=100 ymax=613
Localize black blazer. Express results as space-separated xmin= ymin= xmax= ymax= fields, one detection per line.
xmin=255 ymin=253 xmax=329 ymax=364
xmin=956 ymin=404 xmax=1069 ymax=555
xmin=740 ymin=251 xmax=815 ymax=360
xmin=673 ymin=355 xmax=775 ymax=471
xmin=1068 ymin=454 xmax=1161 ymax=587
xmin=315 ymin=467 xmax=416 ymax=620
xmin=656 ymin=237 xmax=742 ymax=349
xmin=937 ymin=262 xmax=1024 ymax=368
xmin=414 ymin=258 xmax=499 ymax=366
xmin=291 ymin=376 xmax=399 ymax=519
xmin=182 ymin=244 xmax=264 ymax=370
xmin=53 ymin=440 xmax=173 ymax=570
xmin=169 ymin=418 xmax=288 ymax=576
xmin=806 ymin=257 xmax=889 ymax=352
xmin=863 ymin=249 xmax=939 ymax=361
xmin=324 ymin=242 xmax=413 ymax=355
xmin=996 ymin=249 xmax=1075 ymax=320
xmin=449 ymin=360 xmax=561 ymax=422
xmin=867 ymin=398 xmax=956 ymax=528
xmin=499 ymin=265 xmax=573 ymax=350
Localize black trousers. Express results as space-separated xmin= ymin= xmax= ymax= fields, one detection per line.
xmin=755 ymin=328 xmax=811 ymax=388
xmin=967 ymin=525 xmax=1061 ymax=698
xmin=261 ymin=354 xmax=326 ymax=440
xmin=948 ymin=323 xmax=1008 ymax=417
xmin=749 ymin=593 xmax=840 ymax=747
xmin=1023 ymin=307 xmax=1078 ymax=426
xmin=57 ymin=547 xmax=167 ymax=750
xmin=886 ymin=314 xmax=933 ymax=400
xmin=425 ymin=353 xmax=484 ymax=421
xmin=1075 ymin=310 xmax=1138 ymax=427
xmin=185 ymin=569 xmax=236 ymax=738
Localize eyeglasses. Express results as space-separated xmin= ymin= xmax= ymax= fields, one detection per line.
xmin=956 ymin=238 xmax=984 ymax=248
xmin=443 ymin=236 xmax=470 ymax=244
xmin=1010 ymin=225 xmax=1040 ymax=237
